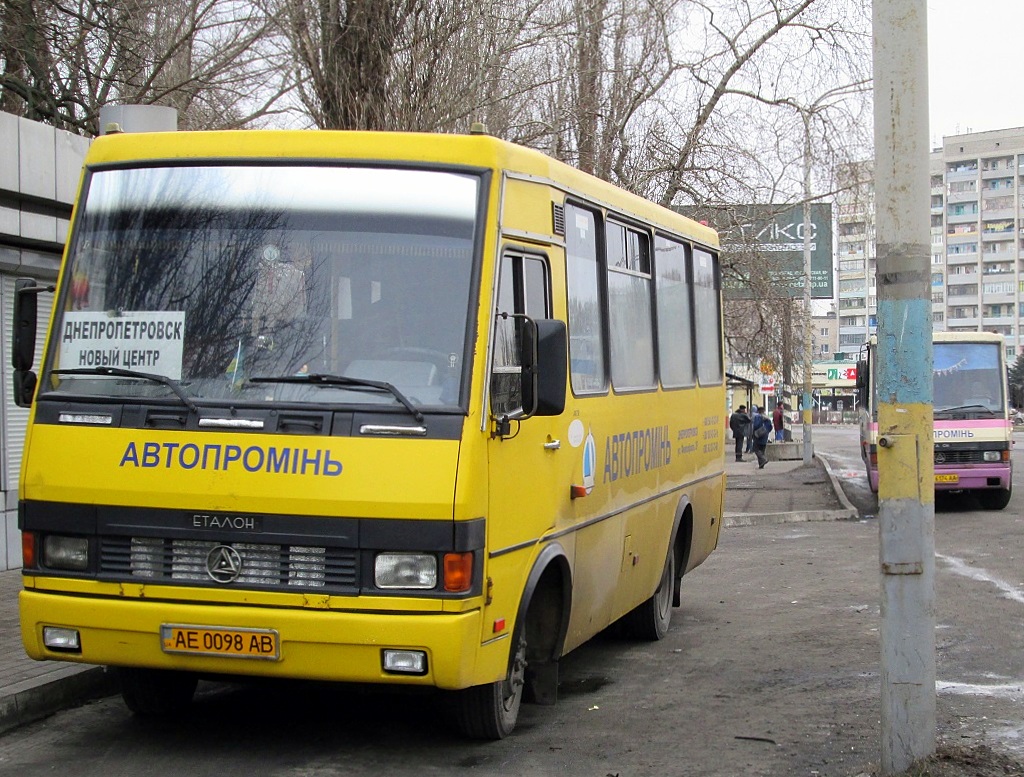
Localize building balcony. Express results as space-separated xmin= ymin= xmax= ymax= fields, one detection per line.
xmin=982 ymin=167 xmax=1013 ymax=180
xmin=946 ymin=316 xmax=980 ymax=328
xmin=946 ymin=211 xmax=979 ymax=223
xmin=981 ymin=207 xmax=1015 ymax=220
xmin=946 ymin=288 xmax=979 ymax=298
xmin=946 ymin=252 xmax=978 ymax=264
xmin=946 ymin=190 xmax=978 ymax=203
xmin=947 ymin=167 xmax=979 ymax=181
xmin=947 ymin=230 xmax=980 ymax=242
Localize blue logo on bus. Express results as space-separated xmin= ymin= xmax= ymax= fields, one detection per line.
xmin=582 ymin=430 xmax=596 ymax=494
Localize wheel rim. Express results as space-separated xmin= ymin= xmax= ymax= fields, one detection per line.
xmin=502 ymin=634 xmax=527 ymax=712
xmin=655 ymin=555 xmax=673 ymax=624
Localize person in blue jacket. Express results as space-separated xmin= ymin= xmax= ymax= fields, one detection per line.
xmin=750 ymin=406 xmax=772 ymax=469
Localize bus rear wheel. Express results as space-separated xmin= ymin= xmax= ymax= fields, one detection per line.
xmin=620 ymin=549 xmax=675 ymax=641
xmin=978 ymin=486 xmax=1012 ymax=510
xmin=118 ymin=667 xmax=198 ymax=716
xmin=451 ymin=630 xmax=526 ymax=739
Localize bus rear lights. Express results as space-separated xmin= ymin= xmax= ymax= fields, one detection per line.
xmin=42 ymin=536 xmax=89 ymax=571
xmin=443 ymin=552 xmax=473 ymax=592
xmin=43 ymin=626 xmax=82 ymax=653
xmin=374 ymin=553 xmax=437 ymax=589
xmin=382 ymin=649 xmax=427 ymax=675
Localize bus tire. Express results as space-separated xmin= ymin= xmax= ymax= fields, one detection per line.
xmin=620 ymin=548 xmax=675 ymax=641
xmin=450 ymin=629 xmax=526 ymax=740
xmin=978 ymin=486 xmax=1012 ymax=510
xmin=118 ymin=667 xmax=198 ymax=716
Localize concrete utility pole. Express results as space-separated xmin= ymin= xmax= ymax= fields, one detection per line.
xmin=873 ymin=1 xmax=936 ymax=773
xmin=801 ymin=111 xmax=814 ymax=464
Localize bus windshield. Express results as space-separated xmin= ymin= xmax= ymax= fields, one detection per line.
xmin=933 ymin=341 xmax=1004 ymax=414
xmin=42 ymin=164 xmax=481 ymax=412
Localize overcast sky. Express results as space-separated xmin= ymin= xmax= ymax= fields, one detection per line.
xmin=928 ymin=0 xmax=1024 ymax=143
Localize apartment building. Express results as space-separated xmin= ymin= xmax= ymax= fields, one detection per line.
xmin=936 ymin=128 xmax=1024 ymax=361
xmin=837 ymin=127 xmax=1024 ymax=363
xmin=835 ymin=160 xmax=876 ymax=360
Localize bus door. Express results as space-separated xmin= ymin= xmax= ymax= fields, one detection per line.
xmin=484 ymin=249 xmax=572 ymax=632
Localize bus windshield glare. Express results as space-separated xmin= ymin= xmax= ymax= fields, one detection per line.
xmin=43 ymin=164 xmax=481 ymax=411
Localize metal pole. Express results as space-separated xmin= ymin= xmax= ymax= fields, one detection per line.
xmin=802 ymin=112 xmax=814 ymax=464
xmin=873 ymin=0 xmax=936 ymax=773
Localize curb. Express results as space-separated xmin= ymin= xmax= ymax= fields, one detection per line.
xmin=0 ymin=665 xmax=118 ymax=736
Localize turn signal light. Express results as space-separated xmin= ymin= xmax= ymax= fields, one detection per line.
xmin=22 ymin=532 xmax=37 ymax=569
xmin=443 ymin=552 xmax=473 ymax=592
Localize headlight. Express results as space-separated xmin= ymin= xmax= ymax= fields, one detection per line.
xmin=375 ymin=553 xmax=437 ymax=589
xmin=42 ymin=536 xmax=89 ymax=571
xmin=983 ymin=451 xmax=1001 ymax=462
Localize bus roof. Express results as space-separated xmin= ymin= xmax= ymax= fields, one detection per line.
xmin=84 ymin=129 xmax=719 ymax=248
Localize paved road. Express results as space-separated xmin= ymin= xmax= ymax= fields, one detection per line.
xmin=2 ymin=426 xmax=1022 ymax=776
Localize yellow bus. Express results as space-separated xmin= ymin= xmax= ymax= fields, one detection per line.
xmin=13 ymin=128 xmax=726 ymax=739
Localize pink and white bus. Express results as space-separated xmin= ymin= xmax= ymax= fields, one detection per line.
xmin=857 ymin=331 xmax=1013 ymax=510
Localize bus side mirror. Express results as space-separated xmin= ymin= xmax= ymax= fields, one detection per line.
xmin=855 ymin=359 xmax=868 ymax=407
xmin=521 ymin=318 xmax=567 ymax=418
xmin=13 ymin=278 xmax=40 ymax=371
xmin=12 ymin=278 xmax=52 ymax=408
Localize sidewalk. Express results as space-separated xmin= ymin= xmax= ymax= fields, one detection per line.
xmin=0 ymin=570 xmax=117 ymax=735
xmin=723 ymin=440 xmax=859 ymax=526
xmin=0 ymin=443 xmax=858 ymax=736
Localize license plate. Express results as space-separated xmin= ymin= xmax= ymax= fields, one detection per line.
xmin=161 ymin=624 xmax=279 ymax=660
xmin=935 ymin=473 xmax=959 ymax=484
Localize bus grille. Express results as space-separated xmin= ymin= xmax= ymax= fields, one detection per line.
xmin=99 ymin=537 xmax=358 ymax=591
xmin=933 ymin=449 xmax=988 ymax=465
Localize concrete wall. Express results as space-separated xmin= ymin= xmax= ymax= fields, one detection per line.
xmin=0 ymin=112 xmax=90 ymax=570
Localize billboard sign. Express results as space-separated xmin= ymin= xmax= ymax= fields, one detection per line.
xmin=681 ymin=203 xmax=834 ymax=299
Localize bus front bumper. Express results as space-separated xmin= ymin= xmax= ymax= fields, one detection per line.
xmin=934 ymin=464 xmax=1011 ymax=492
xmin=20 ymin=588 xmax=506 ymax=690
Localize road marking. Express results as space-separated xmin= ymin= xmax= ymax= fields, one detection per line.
xmin=937 ymin=553 xmax=1024 ymax=605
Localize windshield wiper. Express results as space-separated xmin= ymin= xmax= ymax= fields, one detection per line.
xmin=54 ymin=367 xmax=197 ymax=414
xmin=250 ymin=374 xmax=424 ymax=422
xmin=935 ymin=404 xmax=996 ymax=415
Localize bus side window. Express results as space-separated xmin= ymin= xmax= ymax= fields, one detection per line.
xmin=565 ymin=204 xmax=607 ymax=393
xmin=606 ymin=220 xmax=655 ymax=390
xmin=693 ymin=248 xmax=723 ymax=385
xmin=491 ymin=253 xmax=549 ymax=417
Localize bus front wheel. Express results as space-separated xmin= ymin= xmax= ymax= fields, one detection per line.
xmin=451 ymin=629 xmax=526 ymax=739
xmin=118 ymin=667 xmax=198 ymax=716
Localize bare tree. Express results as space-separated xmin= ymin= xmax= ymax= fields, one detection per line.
xmin=1 ymin=0 xmax=292 ymax=133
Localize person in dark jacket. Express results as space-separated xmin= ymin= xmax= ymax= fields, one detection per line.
xmin=750 ymin=406 xmax=772 ymax=468
xmin=729 ymin=405 xmax=751 ymax=462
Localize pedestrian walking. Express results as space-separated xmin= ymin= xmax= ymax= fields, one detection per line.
xmin=729 ymin=405 xmax=751 ymax=462
xmin=750 ymin=405 xmax=772 ymax=468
